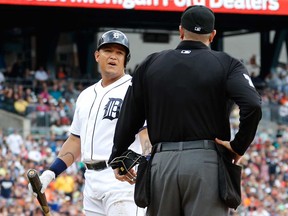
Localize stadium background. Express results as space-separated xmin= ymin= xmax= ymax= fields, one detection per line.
xmin=0 ymin=1 xmax=288 ymax=80
xmin=0 ymin=1 xmax=288 ymax=215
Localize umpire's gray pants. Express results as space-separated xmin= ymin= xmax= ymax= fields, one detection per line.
xmin=146 ymin=147 xmax=229 ymax=216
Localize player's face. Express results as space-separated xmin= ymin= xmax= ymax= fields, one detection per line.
xmin=95 ymin=44 xmax=126 ymax=78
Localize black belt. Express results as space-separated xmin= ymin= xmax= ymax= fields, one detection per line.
xmin=85 ymin=161 xmax=109 ymax=171
xmin=156 ymin=140 xmax=216 ymax=153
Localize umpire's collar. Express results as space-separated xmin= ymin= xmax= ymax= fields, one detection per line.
xmin=176 ymin=40 xmax=211 ymax=50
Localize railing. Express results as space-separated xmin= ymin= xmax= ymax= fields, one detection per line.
xmin=261 ymin=103 xmax=288 ymax=124
xmin=0 ymin=100 xmax=286 ymax=139
xmin=3 ymin=77 xmax=99 ymax=90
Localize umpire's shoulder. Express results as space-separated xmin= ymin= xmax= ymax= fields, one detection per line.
xmin=209 ymin=49 xmax=242 ymax=66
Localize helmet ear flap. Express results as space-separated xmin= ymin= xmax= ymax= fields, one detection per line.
xmin=125 ymin=53 xmax=131 ymax=67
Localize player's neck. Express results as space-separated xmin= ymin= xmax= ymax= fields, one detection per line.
xmin=101 ymin=73 xmax=125 ymax=87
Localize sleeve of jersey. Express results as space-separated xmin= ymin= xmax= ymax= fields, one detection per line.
xmin=109 ymin=62 xmax=147 ymax=163
xmin=226 ymin=59 xmax=262 ymax=155
xmin=69 ymin=92 xmax=83 ymax=137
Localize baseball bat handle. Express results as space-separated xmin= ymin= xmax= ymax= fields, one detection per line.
xmin=27 ymin=169 xmax=52 ymax=216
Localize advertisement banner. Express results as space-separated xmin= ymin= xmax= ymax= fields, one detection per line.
xmin=0 ymin=0 xmax=288 ymax=15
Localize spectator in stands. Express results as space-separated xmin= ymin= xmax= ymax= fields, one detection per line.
xmin=24 ymin=134 xmax=38 ymax=151
xmin=34 ymin=66 xmax=49 ymax=95
xmin=56 ymin=79 xmax=66 ymax=93
xmin=63 ymin=81 xmax=79 ymax=102
xmin=0 ymin=70 xmax=5 ymax=83
xmin=246 ymin=54 xmax=260 ymax=76
xmin=56 ymin=65 xmax=67 ymax=79
xmin=49 ymin=81 xmax=63 ymax=102
xmin=24 ymin=87 xmax=37 ymax=104
xmin=54 ymin=171 xmax=75 ymax=201
xmin=49 ymin=102 xmax=61 ymax=125
xmin=33 ymin=95 xmax=51 ymax=126
xmin=36 ymin=95 xmax=50 ymax=113
xmin=0 ymin=205 xmax=9 ymax=216
xmin=0 ymin=172 xmax=14 ymax=202
xmin=13 ymin=92 xmax=29 ymax=116
xmin=14 ymin=84 xmax=25 ymax=99
xmin=63 ymin=98 xmax=75 ymax=121
xmin=8 ymin=56 xmax=25 ymax=79
xmin=0 ymin=158 xmax=7 ymax=176
xmin=50 ymin=119 xmax=68 ymax=140
xmin=0 ymin=53 xmax=6 ymax=74
xmin=2 ymin=86 xmax=14 ymax=112
xmin=34 ymin=65 xmax=49 ymax=82
xmin=6 ymin=128 xmax=23 ymax=156
xmin=0 ymin=128 xmax=4 ymax=146
xmin=21 ymin=68 xmax=34 ymax=87
xmin=38 ymin=136 xmax=48 ymax=147
xmin=38 ymin=82 xmax=51 ymax=103
xmin=57 ymin=99 xmax=70 ymax=125
xmin=43 ymin=147 xmax=55 ymax=164
xmin=76 ymin=82 xmax=84 ymax=93
xmin=24 ymin=87 xmax=38 ymax=116
xmin=28 ymin=145 xmax=42 ymax=164
xmin=33 ymin=206 xmax=46 ymax=216
xmin=47 ymin=133 xmax=58 ymax=154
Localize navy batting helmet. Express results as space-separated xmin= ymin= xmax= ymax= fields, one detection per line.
xmin=97 ymin=30 xmax=131 ymax=65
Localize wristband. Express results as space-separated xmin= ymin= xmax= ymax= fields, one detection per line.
xmin=49 ymin=158 xmax=67 ymax=177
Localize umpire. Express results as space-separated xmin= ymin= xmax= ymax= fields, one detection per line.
xmin=109 ymin=5 xmax=262 ymax=216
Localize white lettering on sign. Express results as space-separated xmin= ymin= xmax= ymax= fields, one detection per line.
xmin=210 ymin=0 xmax=279 ymax=11
xmin=92 ymin=0 xmax=169 ymax=9
xmin=174 ymin=0 xmax=205 ymax=7
xmin=24 ymin=0 xmax=281 ymax=11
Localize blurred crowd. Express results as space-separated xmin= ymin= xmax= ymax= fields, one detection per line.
xmin=0 ymin=64 xmax=89 ymax=215
xmin=0 ymin=56 xmax=288 ymax=215
xmin=0 ymin=127 xmax=85 ymax=216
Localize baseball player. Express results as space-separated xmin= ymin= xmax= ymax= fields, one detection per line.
xmin=28 ymin=30 xmax=146 ymax=216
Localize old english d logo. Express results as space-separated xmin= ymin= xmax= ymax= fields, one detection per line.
xmin=103 ymin=98 xmax=122 ymax=120
xmin=113 ymin=32 xmax=121 ymax=39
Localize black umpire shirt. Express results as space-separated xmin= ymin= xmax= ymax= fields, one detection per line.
xmin=109 ymin=40 xmax=262 ymax=162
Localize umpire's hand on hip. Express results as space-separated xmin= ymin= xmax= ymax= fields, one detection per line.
xmin=215 ymin=138 xmax=242 ymax=164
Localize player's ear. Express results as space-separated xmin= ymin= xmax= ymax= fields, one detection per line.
xmin=95 ymin=50 xmax=100 ymax=62
xmin=209 ymin=30 xmax=216 ymax=43
xmin=179 ymin=25 xmax=184 ymax=40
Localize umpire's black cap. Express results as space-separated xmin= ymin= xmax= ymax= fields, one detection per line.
xmin=181 ymin=5 xmax=215 ymax=34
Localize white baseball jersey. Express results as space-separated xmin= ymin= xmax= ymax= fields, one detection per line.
xmin=70 ymin=74 xmax=142 ymax=162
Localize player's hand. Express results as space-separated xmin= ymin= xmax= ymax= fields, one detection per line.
xmin=39 ymin=170 xmax=55 ymax=193
xmin=28 ymin=170 xmax=56 ymax=196
xmin=215 ymin=138 xmax=242 ymax=164
xmin=113 ymin=168 xmax=137 ymax=185
xmin=28 ymin=183 xmax=38 ymax=197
